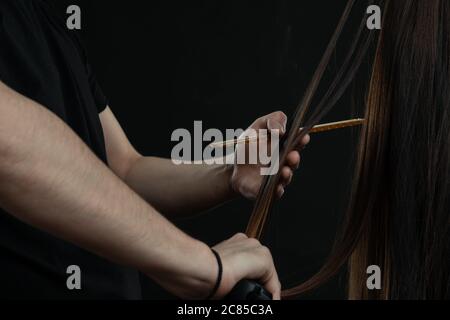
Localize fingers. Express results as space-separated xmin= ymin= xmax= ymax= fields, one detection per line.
xmin=276 ymin=185 xmax=285 ymax=199
xmin=232 ymin=233 xmax=248 ymax=240
xmin=277 ymin=149 xmax=305 ymax=199
xmin=216 ymin=235 xmax=281 ymax=300
xmin=280 ymin=167 xmax=293 ymax=186
xmin=256 ymin=246 xmax=281 ymax=300
xmin=263 ymin=273 xmax=282 ymax=300
xmin=277 ymin=164 xmax=294 ymax=199
xmin=266 ymin=111 xmax=287 ymax=135
xmin=287 ymin=133 xmax=311 ymax=152
xmin=267 ymin=118 xmax=286 ymax=135
xmin=286 ymin=151 xmax=301 ymax=170
xmin=276 ymin=166 xmax=293 ymax=199
xmin=295 ymin=134 xmax=311 ymax=151
xmin=252 ymin=113 xmax=311 ymax=149
xmin=237 ymin=112 xmax=312 ymax=202
xmin=301 ymin=133 xmax=311 ymax=146
xmin=270 ymin=111 xmax=288 ymax=127
xmin=252 ymin=111 xmax=287 ymax=132
xmin=277 ymin=134 xmax=311 ymax=196
xmin=286 ymin=134 xmax=309 ymax=170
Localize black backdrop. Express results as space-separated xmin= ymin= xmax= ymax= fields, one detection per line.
xmin=49 ymin=0 xmax=374 ymax=300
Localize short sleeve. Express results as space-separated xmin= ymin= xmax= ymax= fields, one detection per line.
xmin=0 ymin=1 xmax=108 ymax=113
xmin=85 ymin=59 xmax=108 ymax=113
xmin=69 ymin=30 xmax=108 ymax=113
xmin=45 ymin=0 xmax=109 ymax=114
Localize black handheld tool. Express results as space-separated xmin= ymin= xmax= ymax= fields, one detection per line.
xmin=226 ymin=280 xmax=273 ymax=300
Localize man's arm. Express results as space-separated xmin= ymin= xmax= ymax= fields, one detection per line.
xmin=0 ymin=81 xmax=281 ymax=299
xmin=100 ymin=107 xmax=309 ymax=217
xmin=99 ymin=107 xmax=235 ymax=217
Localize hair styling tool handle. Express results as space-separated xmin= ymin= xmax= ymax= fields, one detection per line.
xmin=226 ymin=280 xmax=273 ymax=300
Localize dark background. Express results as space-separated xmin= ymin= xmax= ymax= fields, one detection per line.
xmin=51 ymin=0 xmax=374 ymax=299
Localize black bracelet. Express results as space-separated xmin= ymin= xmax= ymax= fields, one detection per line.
xmin=206 ymin=249 xmax=223 ymax=300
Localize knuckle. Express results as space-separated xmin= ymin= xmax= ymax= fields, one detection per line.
xmin=273 ymin=111 xmax=286 ymax=120
xmin=248 ymin=238 xmax=261 ymax=246
xmin=260 ymin=245 xmax=272 ymax=257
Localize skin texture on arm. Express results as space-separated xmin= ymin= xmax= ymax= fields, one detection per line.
xmin=100 ymin=107 xmax=310 ymax=217
xmin=0 ymin=81 xmax=281 ymax=299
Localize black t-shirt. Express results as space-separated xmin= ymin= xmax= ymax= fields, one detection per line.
xmin=0 ymin=0 xmax=141 ymax=299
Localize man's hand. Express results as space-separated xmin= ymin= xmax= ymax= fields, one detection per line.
xmin=100 ymin=108 xmax=310 ymax=217
xmin=212 ymin=233 xmax=281 ymax=300
xmin=231 ymin=111 xmax=310 ymax=200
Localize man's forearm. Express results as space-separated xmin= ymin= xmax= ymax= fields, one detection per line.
xmin=0 ymin=82 xmax=216 ymax=299
xmin=124 ymin=157 xmax=237 ymax=217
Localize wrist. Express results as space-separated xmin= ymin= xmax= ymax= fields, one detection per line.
xmin=175 ymin=240 xmax=220 ymax=300
xmin=186 ymin=241 xmax=220 ymax=299
xmin=139 ymin=234 xmax=218 ymax=300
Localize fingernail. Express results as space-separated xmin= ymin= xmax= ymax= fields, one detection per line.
xmin=268 ymin=119 xmax=284 ymax=134
xmin=304 ymin=134 xmax=311 ymax=144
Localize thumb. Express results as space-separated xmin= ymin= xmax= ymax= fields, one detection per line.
xmin=267 ymin=118 xmax=286 ymax=135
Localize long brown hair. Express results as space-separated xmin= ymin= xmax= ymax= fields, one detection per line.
xmin=248 ymin=0 xmax=450 ymax=299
